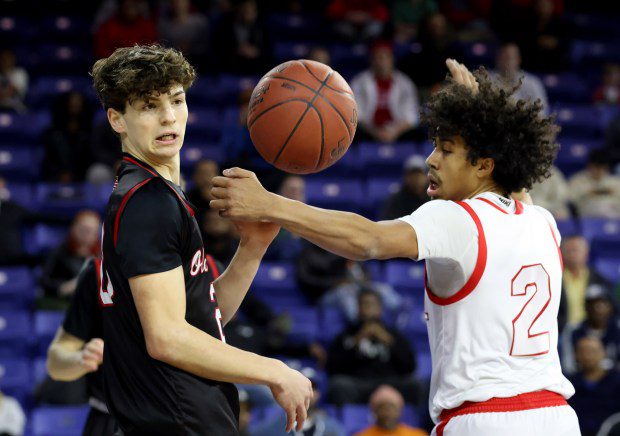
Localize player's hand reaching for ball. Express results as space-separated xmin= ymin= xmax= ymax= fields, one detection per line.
xmin=446 ymin=59 xmax=479 ymax=94
xmin=78 ymin=338 xmax=104 ymax=373
xmin=270 ymin=362 xmax=313 ymax=432
xmin=210 ymin=168 xmax=275 ymax=222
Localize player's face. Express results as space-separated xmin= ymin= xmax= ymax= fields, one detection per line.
xmin=109 ymin=84 xmax=188 ymax=164
xmin=425 ymin=136 xmax=480 ymax=201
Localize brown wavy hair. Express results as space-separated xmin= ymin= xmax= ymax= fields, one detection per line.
xmin=90 ymin=44 xmax=196 ymax=112
xmin=421 ymin=68 xmax=560 ymax=194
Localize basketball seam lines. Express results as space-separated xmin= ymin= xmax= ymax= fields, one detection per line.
xmin=315 ymin=105 xmax=325 ymax=169
xmin=247 ymin=99 xmax=309 ymax=130
xmin=299 ymin=60 xmax=354 ymax=96
xmin=273 ymin=71 xmax=333 ymax=165
xmin=266 ymin=75 xmax=353 ymax=139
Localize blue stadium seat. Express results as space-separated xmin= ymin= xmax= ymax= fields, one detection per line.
xmin=22 ymin=224 xmax=68 ymax=255
xmin=28 ymin=76 xmax=94 ymax=108
xmin=553 ymin=105 xmax=604 ymax=137
xmin=319 ymin=306 xmax=346 ymax=343
xmin=317 ymin=146 xmax=361 ymax=178
xmin=594 ymin=257 xmax=620 ymax=285
xmin=571 ymin=40 xmax=620 ymax=67
xmin=39 ymin=16 xmax=90 ymax=40
xmin=33 ymin=356 xmax=48 ymax=386
xmin=4 ymin=183 xmax=35 ymax=209
xmin=0 ymin=267 xmax=36 ymax=310
xmin=582 ymin=219 xmax=620 ymax=259
xmin=0 ymin=112 xmax=50 ymax=145
xmin=358 ymin=143 xmax=418 ymax=176
xmin=542 ymin=73 xmax=591 ymax=104
xmin=35 ymin=183 xmax=100 ymax=219
xmin=556 ymin=219 xmax=579 ymax=238
xmin=268 ymin=13 xmax=326 ymax=41
xmin=0 ymin=147 xmax=41 ymax=181
xmin=217 ymin=75 xmax=259 ymax=103
xmin=36 ymin=44 xmax=92 ymax=75
xmin=273 ymin=42 xmax=312 ymax=63
xmin=283 ymin=307 xmax=319 ymax=344
xmin=253 ymin=262 xmax=296 ymax=293
xmin=34 ymin=311 xmax=64 ymax=356
xmin=0 ymin=310 xmax=31 ymax=357
xmin=383 ymin=261 xmax=425 ymax=296
xmin=331 ymin=43 xmax=369 ymax=73
xmin=0 ymin=358 xmax=32 ymax=402
xmin=304 ymin=178 xmax=363 ymax=212
xmin=455 ymin=40 xmax=499 ymax=67
xmin=32 ymin=405 xmax=90 ymax=436
xmin=416 ymin=351 xmax=433 ymax=381
xmin=187 ymin=77 xmax=222 ymax=106
xmin=555 ymin=137 xmax=603 ymax=176
xmin=180 ymin=143 xmax=224 ymax=169
xmin=365 ymin=177 xmax=400 ymax=215
xmin=185 ymin=109 xmax=223 ymax=142
xmin=0 ymin=16 xmax=37 ymax=41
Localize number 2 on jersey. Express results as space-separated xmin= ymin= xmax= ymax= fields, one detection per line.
xmin=510 ymin=264 xmax=552 ymax=357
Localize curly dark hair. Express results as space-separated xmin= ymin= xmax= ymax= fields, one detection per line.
xmin=90 ymin=44 xmax=196 ymax=112
xmin=421 ymin=68 xmax=559 ymax=194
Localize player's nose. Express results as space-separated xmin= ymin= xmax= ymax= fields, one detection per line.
xmin=426 ymin=149 xmax=439 ymax=169
xmin=160 ymin=104 xmax=176 ymax=124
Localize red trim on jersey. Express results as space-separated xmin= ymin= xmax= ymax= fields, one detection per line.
xmin=547 ymin=223 xmax=563 ymax=270
xmin=436 ymin=390 xmax=567 ymax=435
xmin=94 ymin=258 xmax=102 ymax=293
xmin=113 ymin=178 xmax=154 ymax=247
xmin=205 ymin=254 xmax=219 ymax=279
xmin=123 ymin=155 xmax=195 ymax=217
xmin=476 ymin=197 xmax=524 ymax=215
xmin=425 ymin=201 xmax=487 ymax=306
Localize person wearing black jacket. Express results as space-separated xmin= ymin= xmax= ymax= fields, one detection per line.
xmin=326 ymin=289 xmax=419 ymax=405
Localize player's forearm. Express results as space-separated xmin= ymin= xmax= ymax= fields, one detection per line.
xmin=150 ymin=322 xmax=284 ymax=386
xmin=47 ymin=345 xmax=88 ymax=381
xmin=267 ymin=195 xmax=380 ymax=260
xmin=214 ymin=241 xmax=268 ymax=325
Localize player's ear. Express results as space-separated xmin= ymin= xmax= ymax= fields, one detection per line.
xmin=477 ymin=157 xmax=495 ymax=179
xmin=107 ymin=108 xmax=126 ymax=134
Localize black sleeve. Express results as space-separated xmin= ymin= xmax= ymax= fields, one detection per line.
xmin=63 ymin=259 xmax=100 ymax=341
xmin=39 ymin=245 xmax=68 ymax=297
xmin=115 ymin=181 xmax=183 ymax=278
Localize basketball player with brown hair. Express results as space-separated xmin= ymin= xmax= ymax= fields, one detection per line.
xmin=212 ymin=60 xmax=581 ymax=435
xmin=91 ymin=44 xmax=312 ymax=435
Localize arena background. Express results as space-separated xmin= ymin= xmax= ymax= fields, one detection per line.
xmin=0 ymin=0 xmax=619 ymax=435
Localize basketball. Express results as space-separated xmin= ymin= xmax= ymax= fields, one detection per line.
xmin=247 ymin=60 xmax=358 ymax=174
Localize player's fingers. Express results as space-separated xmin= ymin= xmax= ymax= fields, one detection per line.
xmin=80 ymin=356 xmax=99 ymax=372
xmin=285 ymin=406 xmax=295 ymax=433
xmin=82 ymin=349 xmax=101 ymax=363
xmin=212 ymin=176 xmax=231 ymax=188
xmin=223 ymin=167 xmax=254 ymax=179
xmin=295 ymin=403 xmax=307 ymax=432
xmin=218 ymin=209 xmax=231 ymax=218
xmin=209 ymin=199 xmax=229 ymax=210
xmin=86 ymin=339 xmax=104 ymax=353
xmin=210 ymin=187 xmax=229 ymax=199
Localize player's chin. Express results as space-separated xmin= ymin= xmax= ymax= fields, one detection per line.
xmin=153 ymin=140 xmax=182 ymax=157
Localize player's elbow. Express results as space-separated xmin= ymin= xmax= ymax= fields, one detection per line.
xmin=144 ymin=330 xmax=174 ymax=362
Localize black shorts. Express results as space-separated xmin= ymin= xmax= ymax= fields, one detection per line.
xmin=82 ymin=408 xmax=117 ymax=436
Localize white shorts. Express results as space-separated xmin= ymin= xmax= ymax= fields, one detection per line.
xmin=431 ymin=405 xmax=581 ymax=436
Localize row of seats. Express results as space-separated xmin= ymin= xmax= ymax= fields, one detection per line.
xmin=8 ymin=402 xmax=424 ymax=436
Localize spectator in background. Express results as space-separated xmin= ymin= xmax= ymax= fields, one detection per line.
xmin=491 ymin=43 xmax=549 ymax=114
xmin=380 ymin=155 xmax=429 ymax=220
xmin=569 ymin=336 xmax=620 ymax=436
xmin=327 ymin=0 xmax=389 ymax=42
xmin=201 ymin=208 xmax=238 ymax=265
xmin=351 ymin=41 xmax=420 ymax=144
xmin=391 ymin=0 xmax=438 ymax=43
xmin=593 ymin=63 xmax=620 ymax=106
xmin=569 ymin=148 xmax=620 ymax=218
xmin=39 ymin=210 xmax=100 ymax=309
xmin=563 ymin=284 xmax=620 ymax=374
xmin=517 ymin=0 xmax=567 ymax=72
xmin=252 ymin=368 xmax=346 ymax=436
xmin=88 ymin=118 xmax=122 ymax=185
xmin=0 ymin=48 xmax=28 ymax=113
xmin=158 ymin=0 xmax=209 ymax=68
xmin=605 ymin=114 xmax=620 ymax=170
xmin=321 ymin=261 xmax=403 ymax=323
xmin=42 ymin=92 xmax=94 ymax=183
xmin=399 ymin=13 xmax=458 ymax=93
xmin=326 ymin=289 xmax=418 ymax=405
xmin=355 ymin=385 xmax=428 ymax=436
xmin=561 ymin=235 xmax=611 ymax=326
xmin=0 ymin=389 xmax=25 ymax=436
xmin=0 ymin=177 xmax=33 ymax=265
xmin=266 ymin=175 xmax=305 ymax=261
xmin=528 ymin=165 xmax=571 ymax=219
xmin=439 ymin=0 xmax=493 ymax=41
xmin=296 ymin=243 xmax=349 ymax=302
xmin=94 ymin=0 xmax=157 ymax=59
xmin=307 ymin=46 xmax=332 ymax=65
xmin=213 ymin=0 xmax=269 ymax=74
xmin=187 ymin=158 xmax=219 ymax=219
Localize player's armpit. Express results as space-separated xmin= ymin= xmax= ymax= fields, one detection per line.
xmin=370 ymin=220 xmax=419 ymax=260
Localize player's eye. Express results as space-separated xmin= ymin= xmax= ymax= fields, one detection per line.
xmin=142 ymin=103 xmax=156 ymax=110
xmin=173 ymin=99 xmax=184 ymax=105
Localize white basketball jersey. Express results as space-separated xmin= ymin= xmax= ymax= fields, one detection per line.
xmin=423 ymin=194 xmax=575 ymax=422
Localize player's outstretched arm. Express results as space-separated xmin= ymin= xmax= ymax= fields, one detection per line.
xmin=214 ymin=221 xmax=280 ymax=325
xmin=47 ymin=329 xmax=103 ymax=381
xmin=211 ymin=168 xmax=419 ymax=261
xmin=130 ymin=266 xmax=313 ymax=432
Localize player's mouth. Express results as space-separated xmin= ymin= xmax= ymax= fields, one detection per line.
xmin=427 ymin=173 xmax=441 ymax=197
xmin=155 ymin=132 xmax=179 ymax=145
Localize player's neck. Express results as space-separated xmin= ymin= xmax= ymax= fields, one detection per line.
xmin=467 ymin=182 xmax=507 ymax=200
xmin=123 ymin=146 xmax=181 ymax=185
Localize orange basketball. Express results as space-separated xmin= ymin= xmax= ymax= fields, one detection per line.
xmin=247 ymin=60 xmax=358 ymax=174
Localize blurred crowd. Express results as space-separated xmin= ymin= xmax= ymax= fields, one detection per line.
xmin=1 ymin=0 xmax=620 ymax=435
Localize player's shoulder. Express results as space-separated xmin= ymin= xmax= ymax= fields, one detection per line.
xmin=414 ymin=198 xmax=475 ymax=215
xmin=122 ymin=178 xmax=181 ymax=216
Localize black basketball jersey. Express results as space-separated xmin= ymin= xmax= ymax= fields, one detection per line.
xmin=62 ymin=258 xmax=106 ymax=407
xmin=100 ymin=153 xmax=239 ymax=435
